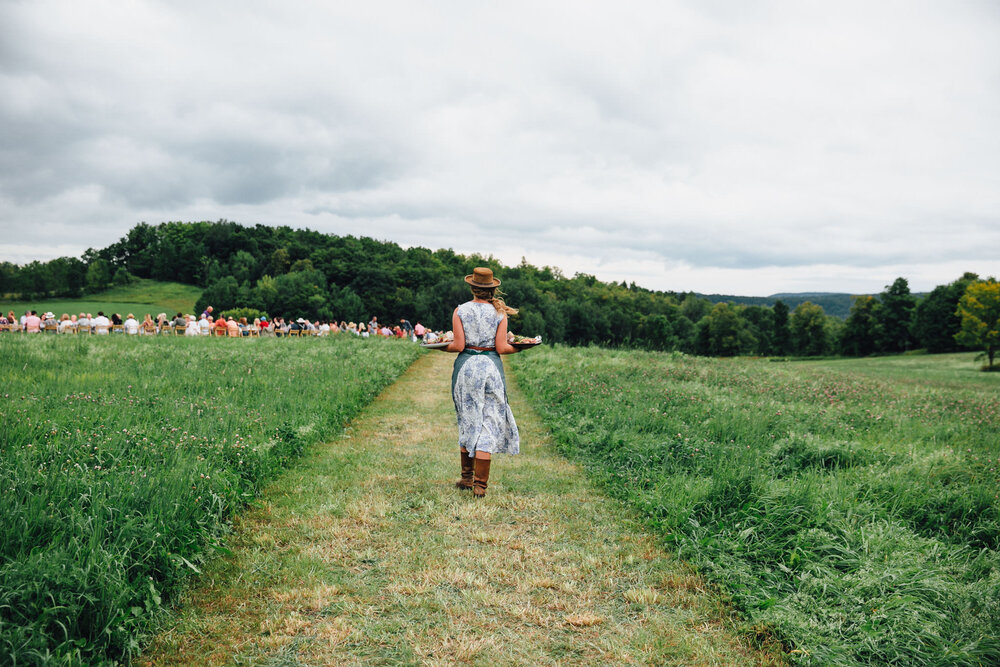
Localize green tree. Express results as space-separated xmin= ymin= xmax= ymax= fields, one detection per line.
xmin=875 ymin=277 xmax=916 ymax=352
xmin=290 ymin=258 xmax=315 ymax=273
xmin=703 ymin=303 xmax=755 ymax=356
xmin=195 ymin=276 xmax=240 ymax=314
xmin=269 ymin=247 xmax=291 ymax=275
xmin=85 ymin=259 xmax=112 ymax=292
xmin=790 ymin=301 xmax=828 ymax=356
xmin=955 ymin=278 xmax=1000 ymax=370
xmin=272 ymin=269 xmax=330 ymax=320
xmin=913 ymin=273 xmax=978 ymax=353
xmin=112 ymin=267 xmax=132 ymax=287
xmin=254 ymin=275 xmax=280 ymax=314
xmin=741 ymin=305 xmax=775 ymax=355
xmin=329 ymin=285 xmax=365 ymax=322
xmin=680 ymin=293 xmax=711 ymax=322
xmin=20 ymin=261 xmax=53 ymax=297
xmin=229 ymin=250 xmax=258 ymax=285
xmin=0 ymin=261 xmax=16 ymax=296
xmin=772 ymin=300 xmax=790 ymax=355
xmin=53 ymin=257 xmax=87 ymax=296
xmin=514 ymin=307 xmax=547 ymax=341
xmin=638 ymin=313 xmax=678 ymax=351
xmin=840 ymin=296 xmax=879 ymax=356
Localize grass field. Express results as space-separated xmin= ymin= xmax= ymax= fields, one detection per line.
xmin=509 ymin=348 xmax=1000 ymax=665
xmin=140 ymin=352 xmax=781 ymax=666
xmin=0 ymin=279 xmax=202 ymax=321
xmin=0 ymin=335 xmax=420 ymax=664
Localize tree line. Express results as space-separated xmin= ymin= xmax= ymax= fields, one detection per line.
xmin=1 ymin=221 xmax=995 ymax=363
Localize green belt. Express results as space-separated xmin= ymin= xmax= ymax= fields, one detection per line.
xmin=452 ymin=349 xmax=508 ymax=408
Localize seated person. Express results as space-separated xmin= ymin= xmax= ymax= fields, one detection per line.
xmin=91 ymin=311 xmax=111 ymax=334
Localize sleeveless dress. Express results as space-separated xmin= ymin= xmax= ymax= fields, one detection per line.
xmin=452 ymin=301 xmax=520 ymax=457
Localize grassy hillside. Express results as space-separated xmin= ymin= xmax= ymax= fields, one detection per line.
xmin=510 ymin=348 xmax=1000 ymax=665
xmin=0 ymin=279 xmax=201 ymax=320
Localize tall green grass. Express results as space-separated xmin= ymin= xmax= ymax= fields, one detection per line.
xmin=510 ymin=348 xmax=1000 ymax=665
xmin=0 ymin=335 xmax=421 ymax=664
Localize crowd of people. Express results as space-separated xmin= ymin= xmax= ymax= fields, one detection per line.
xmin=0 ymin=308 xmax=440 ymax=341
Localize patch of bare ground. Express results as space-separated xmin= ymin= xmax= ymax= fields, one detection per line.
xmin=141 ymin=352 xmax=784 ymax=666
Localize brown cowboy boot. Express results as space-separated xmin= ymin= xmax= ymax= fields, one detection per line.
xmin=473 ymin=457 xmax=491 ymax=498
xmin=456 ymin=451 xmax=474 ymax=490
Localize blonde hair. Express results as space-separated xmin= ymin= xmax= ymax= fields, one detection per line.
xmin=471 ymin=286 xmax=518 ymax=315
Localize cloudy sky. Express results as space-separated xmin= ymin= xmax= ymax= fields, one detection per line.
xmin=1 ymin=1 xmax=998 ymax=296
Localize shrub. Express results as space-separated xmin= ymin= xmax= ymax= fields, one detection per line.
xmin=219 ymin=306 xmax=267 ymax=322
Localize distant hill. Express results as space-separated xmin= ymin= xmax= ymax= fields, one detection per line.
xmin=697 ymin=291 xmax=928 ymax=319
xmin=697 ymin=293 xmax=862 ymax=319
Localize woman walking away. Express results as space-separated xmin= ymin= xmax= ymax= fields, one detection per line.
xmin=445 ymin=267 xmax=521 ymax=498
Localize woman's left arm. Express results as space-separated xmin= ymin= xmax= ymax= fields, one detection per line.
xmin=446 ymin=308 xmax=465 ymax=353
xmin=495 ymin=315 xmax=518 ymax=354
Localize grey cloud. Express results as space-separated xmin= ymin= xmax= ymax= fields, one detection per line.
xmin=1 ymin=1 xmax=999 ymax=295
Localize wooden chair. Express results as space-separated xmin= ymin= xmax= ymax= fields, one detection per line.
xmin=111 ymin=325 xmax=124 ymax=334
xmin=94 ymin=325 xmax=110 ymax=335
xmin=214 ymin=328 xmax=226 ymax=337
xmin=249 ymin=328 xmax=260 ymax=337
xmin=175 ymin=326 xmax=186 ymax=336
xmin=0 ymin=324 xmax=10 ymax=333
xmin=289 ymin=329 xmax=300 ymax=337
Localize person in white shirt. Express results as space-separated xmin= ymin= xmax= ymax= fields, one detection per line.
xmin=77 ymin=313 xmax=90 ymax=333
xmin=319 ymin=322 xmax=330 ymax=336
xmin=198 ymin=315 xmax=210 ymax=336
xmin=92 ymin=311 xmax=111 ymax=334
xmin=185 ymin=315 xmax=201 ymax=336
xmin=123 ymin=314 xmax=139 ymax=335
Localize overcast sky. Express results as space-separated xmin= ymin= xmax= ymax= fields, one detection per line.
xmin=1 ymin=1 xmax=998 ymax=296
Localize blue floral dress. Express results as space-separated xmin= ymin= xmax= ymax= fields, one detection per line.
xmin=452 ymin=301 xmax=520 ymax=457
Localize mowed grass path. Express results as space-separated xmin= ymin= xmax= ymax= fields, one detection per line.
xmin=142 ymin=352 xmax=780 ymax=666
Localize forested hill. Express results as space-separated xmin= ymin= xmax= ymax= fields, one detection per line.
xmin=698 ymin=292 xmax=854 ymax=319
xmin=0 ymin=220 xmax=977 ymax=357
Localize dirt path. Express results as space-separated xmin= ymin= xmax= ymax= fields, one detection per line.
xmin=142 ymin=352 xmax=780 ymax=666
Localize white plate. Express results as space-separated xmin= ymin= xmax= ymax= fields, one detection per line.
xmin=420 ymin=341 xmax=451 ymax=349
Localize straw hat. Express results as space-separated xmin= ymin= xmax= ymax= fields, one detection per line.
xmin=464 ymin=267 xmax=500 ymax=288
